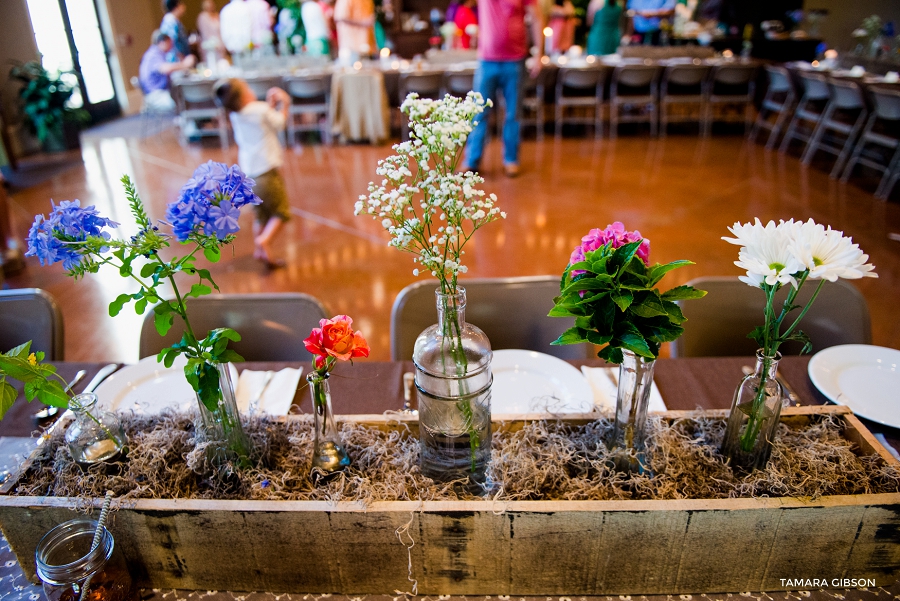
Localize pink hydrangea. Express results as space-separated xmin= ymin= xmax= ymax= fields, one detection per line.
xmin=569 ymin=222 xmax=650 ymax=275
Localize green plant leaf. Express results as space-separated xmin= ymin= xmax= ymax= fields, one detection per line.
xmin=661 ymin=285 xmax=707 ymax=301
xmin=550 ymin=327 xmax=588 ymax=346
xmin=611 ymin=289 xmax=633 ymax=312
xmin=36 ymin=380 xmax=69 ymax=408
xmin=203 ymin=245 xmax=221 ymax=263
xmin=109 ymin=293 xmax=133 ymax=317
xmin=598 ymin=345 xmax=624 ymax=364
xmin=6 ymin=341 xmax=32 ymax=358
xmin=747 ymin=325 xmax=767 ymax=348
xmin=575 ymin=316 xmax=592 ymax=329
xmin=134 ymin=297 xmax=148 ymax=315
xmin=560 ymin=275 xmax=613 ymax=297
xmin=548 ymin=304 xmax=578 ymax=317
xmin=188 ymin=283 xmax=212 ymax=298
xmin=140 ymin=263 xmax=157 ymax=278
xmin=0 ymin=382 xmax=17 ymax=420
xmin=661 ymin=300 xmax=686 ymax=325
xmin=216 ymin=349 xmax=244 ymax=363
xmin=585 ymin=330 xmax=613 ymax=346
xmin=783 ymin=329 xmax=813 ymax=354
xmin=648 ymin=260 xmax=693 ymax=286
xmin=154 ymin=310 xmax=175 ymax=337
xmin=608 ymin=240 xmax=642 ymax=275
xmin=629 ymin=292 xmax=668 ymax=318
xmin=613 ymin=330 xmax=655 ymax=359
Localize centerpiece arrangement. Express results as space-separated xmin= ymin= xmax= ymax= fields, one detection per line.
xmin=355 ymin=92 xmax=505 ymax=491
xmin=549 ymin=222 xmax=706 ymax=470
xmin=303 ymin=315 xmax=369 ymax=479
xmin=720 ymin=218 xmax=876 ymax=471
xmin=25 ymin=161 xmax=262 ymax=466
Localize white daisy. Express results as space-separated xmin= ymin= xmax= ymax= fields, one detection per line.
xmin=723 ymin=219 xmax=804 ymax=288
xmin=788 ymin=219 xmax=877 ymax=281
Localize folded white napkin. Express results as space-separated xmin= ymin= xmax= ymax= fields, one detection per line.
xmin=580 ymin=366 xmax=667 ymax=413
xmin=235 ymin=368 xmax=303 ymax=416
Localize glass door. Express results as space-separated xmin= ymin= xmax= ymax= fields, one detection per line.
xmin=25 ymin=0 xmax=121 ymax=123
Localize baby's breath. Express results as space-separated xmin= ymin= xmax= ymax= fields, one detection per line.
xmin=355 ymin=92 xmax=506 ymax=293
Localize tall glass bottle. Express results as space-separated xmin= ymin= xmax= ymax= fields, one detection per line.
xmin=413 ymin=287 xmax=492 ymax=493
xmin=196 ymin=362 xmax=251 ymax=467
xmin=307 ymin=371 xmax=351 ymax=479
xmin=608 ymin=350 xmax=656 ymax=473
xmin=720 ymin=350 xmax=783 ymax=471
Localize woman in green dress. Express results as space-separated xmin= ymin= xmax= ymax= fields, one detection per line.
xmin=586 ymin=0 xmax=623 ymax=56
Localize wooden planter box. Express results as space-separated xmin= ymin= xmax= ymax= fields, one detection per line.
xmin=1 ymin=406 xmax=898 ymax=595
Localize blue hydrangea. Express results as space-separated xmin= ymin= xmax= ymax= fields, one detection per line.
xmin=166 ymin=161 xmax=261 ymax=242
xmin=25 ymin=200 xmax=118 ymax=270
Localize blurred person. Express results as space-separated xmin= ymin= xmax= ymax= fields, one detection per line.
xmin=248 ymin=0 xmax=276 ymax=47
xmin=454 ymin=0 xmax=478 ymax=49
xmin=462 ymin=0 xmax=545 ymax=177
xmin=548 ymin=0 xmax=576 ymax=52
xmin=221 ymin=0 xmax=253 ymax=54
xmin=320 ymin=0 xmax=337 ymax=46
xmin=627 ymin=0 xmax=675 ymax=45
xmin=587 ymin=0 xmax=623 ymax=55
xmin=160 ymin=0 xmax=191 ymax=59
xmin=197 ymin=0 xmax=225 ymax=63
xmin=334 ymin=0 xmax=376 ymax=56
xmin=139 ymin=31 xmax=196 ymax=111
xmin=214 ymin=78 xmax=291 ymax=269
xmin=302 ymin=0 xmax=332 ymax=55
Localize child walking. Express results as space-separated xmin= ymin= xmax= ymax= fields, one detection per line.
xmin=214 ymin=78 xmax=291 ymax=269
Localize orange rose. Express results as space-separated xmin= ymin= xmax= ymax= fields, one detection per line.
xmin=303 ymin=315 xmax=369 ymax=371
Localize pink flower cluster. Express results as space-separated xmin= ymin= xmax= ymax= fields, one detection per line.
xmin=569 ymin=222 xmax=651 ymax=275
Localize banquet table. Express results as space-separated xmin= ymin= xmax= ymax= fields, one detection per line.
xmin=0 ymin=357 xmax=898 ymax=600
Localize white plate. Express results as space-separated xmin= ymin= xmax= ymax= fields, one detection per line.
xmin=94 ymin=356 xmax=229 ymax=415
xmin=808 ymin=344 xmax=900 ymax=428
xmin=491 ymin=350 xmax=594 ymax=414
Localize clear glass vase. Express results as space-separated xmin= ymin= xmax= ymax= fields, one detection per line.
xmin=195 ymin=362 xmax=251 ymax=467
xmin=720 ymin=350 xmax=783 ymax=472
xmin=65 ymin=393 xmax=126 ymax=466
xmin=608 ymin=350 xmax=656 ymax=472
xmin=413 ymin=287 xmax=492 ymax=493
xmin=308 ymin=371 xmax=351 ymax=479
xmin=35 ymin=517 xmax=136 ymax=601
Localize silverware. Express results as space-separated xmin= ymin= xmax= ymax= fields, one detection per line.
xmin=34 ymin=369 xmax=87 ymax=420
xmin=250 ymin=371 xmax=274 ymax=414
xmin=83 ymin=363 xmax=119 ymax=394
xmin=401 ymin=372 xmax=417 ymax=414
xmin=741 ymin=365 xmax=801 ymax=407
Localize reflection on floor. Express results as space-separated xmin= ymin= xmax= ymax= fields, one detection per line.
xmin=5 ymin=127 xmax=900 ymax=362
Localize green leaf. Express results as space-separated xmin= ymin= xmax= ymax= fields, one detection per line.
xmin=598 ymin=345 xmax=624 ymax=364
xmin=154 ymin=310 xmax=175 ymax=336
xmin=134 ymin=297 xmax=148 ymax=315
xmin=661 ymin=285 xmax=707 ymax=301
xmin=560 ymin=275 xmax=613 ymax=297
xmin=197 ymin=268 xmax=220 ymax=291
xmin=216 ymin=349 xmax=245 ymax=364
xmin=550 ymin=327 xmax=588 ymax=346
xmin=140 ymin=263 xmax=157 ymax=278
xmin=548 ymin=304 xmax=578 ymax=318
xmin=188 ymin=283 xmax=212 ymax=298
xmin=613 ymin=331 xmax=655 ymax=359
xmin=35 ymin=380 xmax=69 ymax=408
xmin=747 ymin=325 xmax=767 ymax=349
xmin=0 ymin=382 xmax=17 ymax=420
xmin=585 ymin=330 xmax=612 ymax=346
xmin=203 ymin=245 xmax=221 ymax=263
xmin=629 ymin=292 xmax=668 ymax=318
xmin=575 ymin=316 xmax=592 ymax=330
xmin=648 ymin=260 xmax=693 ymax=286
xmin=662 ymin=300 xmax=686 ymax=325
xmin=5 ymin=341 xmax=32 ymax=358
xmin=783 ymin=329 xmax=813 ymax=355
xmin=608 ymin=240 xmax=642 ymax=275
xmin=109 ymin=293 xmax=133 ymax=317
xmin=185 ymin=360 xmax=221 ymax=412
xmin=611 ymin=289 xmax=633 ymax=312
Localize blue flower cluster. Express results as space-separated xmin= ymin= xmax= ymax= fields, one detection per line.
xmin=25 ymin=200 xmax=118 ymax=270
xmin=166 ymin=161 xmax=261 ymax=242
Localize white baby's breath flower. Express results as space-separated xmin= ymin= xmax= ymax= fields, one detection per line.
xmin=723 ymin=219 xmax=805 ymax=288
xmin=788 ymin=219 xmax=877 ymax=281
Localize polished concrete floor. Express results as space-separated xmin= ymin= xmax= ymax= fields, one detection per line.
xmin=5 ymin=126 xmax=900 ymax=362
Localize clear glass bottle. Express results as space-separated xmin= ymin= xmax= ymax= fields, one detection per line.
xmin=308 ymin=371 xmax=351 ymax=479
xmin=65 ymin=394 xmax=126 ymax=466
xmin=720 ymin=350 xmax=783 ymax=472
xmin=413 ymin=287 xmax=492 ymax=493
xmin=195 ymin=362 xmax=251 ymax=468
xmin=608 ymin=349 xmax=656 ymax=472
xmin=35 ymin=517 xmax=135 ymax=601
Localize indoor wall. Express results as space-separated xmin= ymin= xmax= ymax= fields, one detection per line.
xmin=804 ymin=0 xmax=900 ymax=52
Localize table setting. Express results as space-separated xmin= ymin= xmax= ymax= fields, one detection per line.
xmin=0 ymin=95 xmax=898 ymax=600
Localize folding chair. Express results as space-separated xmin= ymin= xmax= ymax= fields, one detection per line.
xmin=840 ymin=86 xmax=900 ymax=199
xmin=609 ymin=62 xmax=660 ymax=138
xmin=659 ymin=61 xmax=712 ymax=136
xmin=801 ymin=78 xmax=869 ymax=178
xmin=554 ymin=65 xmax=607 ymax=138
xmin=705 ymin=62 xmax=757 ymax=135
xmin=173 ymin=79 xmax=229 ymax=149
xmin=750 ymin=65 xmax=795 ymax=149
xmin=284 ymin=73 xmax=332 ymax=144
xmin=779 ymin=71 xmax=830 ymax=153
xmin=0 ymin=288 xmax=64 ymax=360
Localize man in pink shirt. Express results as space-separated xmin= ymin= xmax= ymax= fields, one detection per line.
xmin=463 ymin=0 xmax=544 ymax=177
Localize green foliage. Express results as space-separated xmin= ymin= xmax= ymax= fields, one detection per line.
xmin=9 ymin=61 xmax=89 ymax=143
xmin=549 ymin=241 xmax=706 ymax=363
xmin=0 ymin=341 xmax=72 ymax=420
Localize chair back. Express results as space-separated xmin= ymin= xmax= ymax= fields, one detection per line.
xmin=711 ymin=64 xmax=757 ymax=87
xmin=285 ymin=74 xmax=330 ymax=99
xmin=671 ymin=277 xmax=871 ymax=358
xmin=870 ymin=87 xmax=900 ymax=121
xmin=246 ymin=76 xmax=284 ymax=100
xmin=558 ymin=66 xmax=605 ymax=90
xmin=443 ymin=69 xmax=475 ymax=97
xmin=828 ymin=78 xmax=866 ymax=110
xmin=663 ymin=63 xmax=711 ymax=88
xmin=0 ymin=288 xmax=64 ymax=360
xmin=798 ymin=72 xmax=830 ymax=100
xmin=764 ymin=65 xmax=792 ymax=93
xmin=390 ymin=277 xmax=593 ymax=361
xmin=399 ymin=71 xmax=444 ymax=99
xmin=613 ymin=63 xmax=658 ymax=89
xmin=139 ymin=293 xmax=329 ymax=361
